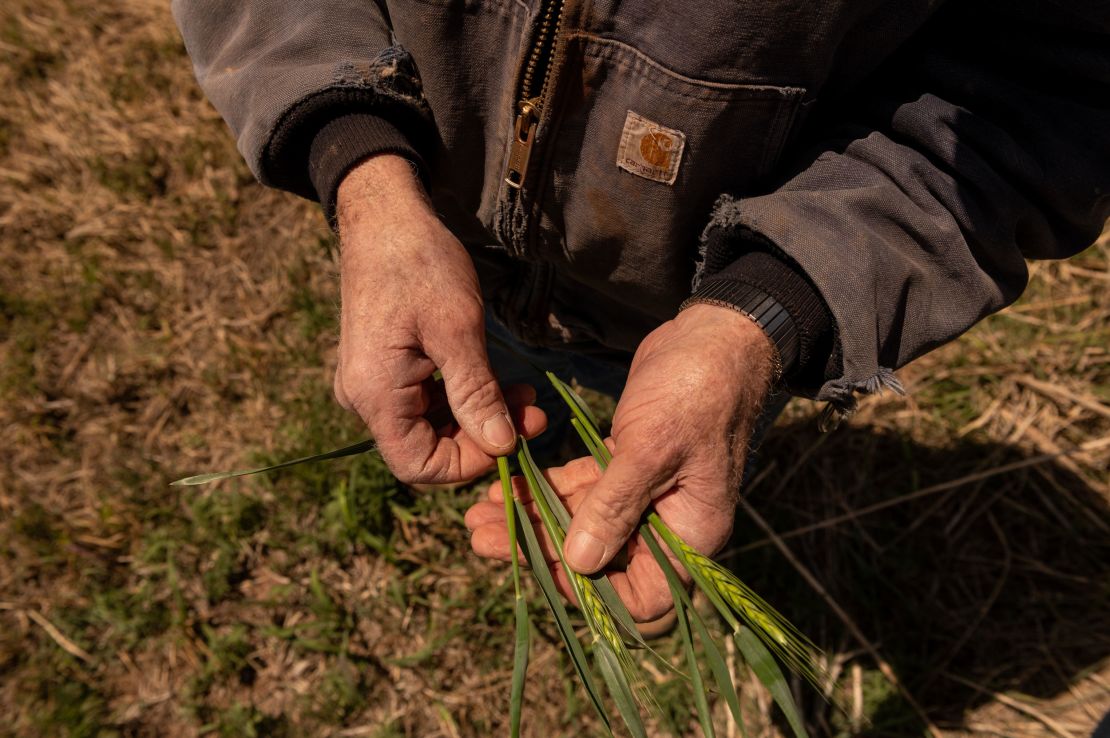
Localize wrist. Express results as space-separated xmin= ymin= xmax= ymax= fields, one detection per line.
xmin=677 ymin=303 xmax=777 ymax=385
xmin=336 ymin=154 xmax=431 ymax=235
xmin=681 ymin=281 xmax=793 ymax=381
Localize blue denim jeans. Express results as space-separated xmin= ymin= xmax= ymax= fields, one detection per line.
xmin=485 ymin=314 xmax=788 ymax=472
xmin=486 ymin=316 xmax=630 ymax=463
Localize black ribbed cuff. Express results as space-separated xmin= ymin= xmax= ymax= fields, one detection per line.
xmin=689 ymin=233 xmax=834 ymax=387
xmin=685 ymin=277 xmax=799 ymax=374
xmin=308 ymin=113 xmax=424 ymax=227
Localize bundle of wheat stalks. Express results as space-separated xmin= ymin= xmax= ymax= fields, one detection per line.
xmin=174 ymin=368 xmax=830 ymax=737
xmin=498 ymin=372 xmax=828 ymax=738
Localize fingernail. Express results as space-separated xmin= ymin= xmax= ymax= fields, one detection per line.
xmin=481 ymin=412 xmax=515 ymax=449
xmin=566 ymin=530 xmax=606 ymax=572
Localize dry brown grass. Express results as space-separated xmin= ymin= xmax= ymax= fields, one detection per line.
xmin=0 ymin=1 xmax=1107 ymax=736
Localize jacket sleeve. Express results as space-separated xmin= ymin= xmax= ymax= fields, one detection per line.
xmin=171 ymin=0 xmax=437 ymax=221
xmin=689 ymin=2 xmax=1110 ymax=414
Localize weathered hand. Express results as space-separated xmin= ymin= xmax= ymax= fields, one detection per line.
xmin=333 ymin=154 xmax=546 ymax=484
xmin=465 ymin=304 xmax=775 ymax=619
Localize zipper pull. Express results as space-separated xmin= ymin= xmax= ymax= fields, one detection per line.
xmin=505 ymin=99 xmax=540 ymax=189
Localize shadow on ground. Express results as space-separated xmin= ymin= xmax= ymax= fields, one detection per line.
xmin=728 ymin=420 xmax=1110 ymax=737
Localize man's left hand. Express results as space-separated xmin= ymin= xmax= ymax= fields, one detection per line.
xmin=465 ymin=304 xmax=776 ymax=621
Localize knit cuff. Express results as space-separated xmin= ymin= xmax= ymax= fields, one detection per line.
xmin=690 ymin=235 xmax=834 ymax=387
xmin=308 ymin=113 xmax=425 ymax=227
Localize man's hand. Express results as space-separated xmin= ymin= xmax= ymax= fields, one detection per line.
xmin=333 ymin=154 xmax=545 ymax=484
xmin=465 ymin=304 xmax=775 ymax=620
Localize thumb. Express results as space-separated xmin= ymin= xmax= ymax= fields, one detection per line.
xmin=428 ymin=326 xmax=516 ymax=457
xmin=563 ymin=450 xmax=675 ymax=574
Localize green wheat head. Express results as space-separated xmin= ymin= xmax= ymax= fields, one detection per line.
xmin=575 ymin=572 xmax=657 ymax=710
xmin=668 ymin=532 xmax=824 ymax=690
xmin=576 ymin=574 xmax=621 ymax=651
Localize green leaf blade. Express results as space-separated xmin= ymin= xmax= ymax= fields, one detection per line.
xmin=510 ymin=595 xmax=530 ymax=738
xmin=595 ymin=641 xmax=648 ymax=738
xmin=513 ymin=499 xmax=611 ymax=732
xmin=677 ymin=594 xmax=715 ymax=738
xmin=735 ymin=627 xmax=808 ymax=738
xmin=690 ymin=609 xmax=748 ymax=738
xmin=546 ymin=371 xmax=602 ymax=431
xmin=502 ymin=455 xmax=529 ymax=738
xmin=170 ymin=439 xmax=376 ymax=486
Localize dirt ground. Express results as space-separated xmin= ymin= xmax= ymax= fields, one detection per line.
xmin=1 ymin=1 xmax=1108 ymax=736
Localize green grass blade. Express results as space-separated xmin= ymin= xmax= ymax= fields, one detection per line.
xmin=647 ymin=514 xmax=765 ymax=738
xmin=499 ymin=457 xmax=523 ymax=596
xmin=510 ymin=595 xmax=529 ymax=738
xmin=595 ymin=641 xmax=648 ymax=738
xmin=571 ymin=418 xmax=612 ymax=468
xmin=513 ymin=498 xmax=611 ymax=733
xmin=642 ymin=530 xmax=715 ymax=738
xmin=677 ymin=590 xmax=715 ymax=738
xmin=640 ymin=525 xmax=746 ymax=734
xmin=170 ymin=439 xmax=376 ymax=486
xmin=735 ymin=627 xmax=808 ymax=738
xmin=546 ymin=371 xmax=603 ymax=436
xmin=501 ymin=456 xmax=529 ymax=738
xmin=519 ymin=439 xmax=571 ymax=530
xmin=690 ymin=607 xmax=748 ymax=738
xmin=648 ymin=514 xmax=739 ymax=626
xmin=650 ymin=514 xmax=811 ymax=736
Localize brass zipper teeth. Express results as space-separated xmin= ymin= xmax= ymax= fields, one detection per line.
xmin=504 ymin=0 xmax=565 ymax=189
xmin=520 ymin=0 xmax=561 ymax=102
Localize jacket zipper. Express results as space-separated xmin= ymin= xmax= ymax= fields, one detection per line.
xmin=504 ymin=0 xmax=565 ymax=189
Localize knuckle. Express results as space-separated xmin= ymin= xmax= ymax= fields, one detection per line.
xmin=428 ymin=300 xmax=483 ymax=343
xmin=332 ymin=372 xmax=349 ymax=410
xmin=393 ymin=455 xmax=435 ymax=485
xmin=347 ymin=389 xmax=379 ymax=425
xmin=457 ymin=302 xmax=484 ymax=331
xmin=337 ymin=363 xmax=378 ymax=408
xmin=409 ymin=445 xmax=462 ymax=485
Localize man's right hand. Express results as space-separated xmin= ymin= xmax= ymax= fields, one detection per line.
xmin=332 ymin=154 xmax=545 ymax=484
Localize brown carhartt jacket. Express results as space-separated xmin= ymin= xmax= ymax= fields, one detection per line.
xmin=173 ymin=0 xmax=1110 ymax=412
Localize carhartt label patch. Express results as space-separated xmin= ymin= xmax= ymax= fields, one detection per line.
xmin=616 ymin=110 xmax=686 ymax=185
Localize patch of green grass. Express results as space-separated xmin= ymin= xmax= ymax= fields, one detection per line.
xmin=290 ymin=283 xmax=337 ymax=341
xmin=86 ymin=583 xmax=173 ymax=650
xmin=35 ymin=678 xmax=111 ymax=738
xmin=187 ymin=490 xmax=266 ymax=602
xmin=203 ymin=624 xmax=253 ymax=681
xmin=91 ymin=143 xmax=169 ymax=200
xmin=11 ymin=502 xmax=66 ymax=560
xmin=14 ymin=643 xmax=112 ymax=738
xmin=0 ymin=15 xmax=63 ymax=83
xmin=207 ymin=702 xmax=290 ymax=738
xmin=107 ymin=36 xmax=185 ymax=103
xmin=306 ymin=659 xmax=363 ymax=723
xmin=187 ymin=623 xmax=257 ymax=709
xmin=318 ymin=459 xmax=399 ymax=556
